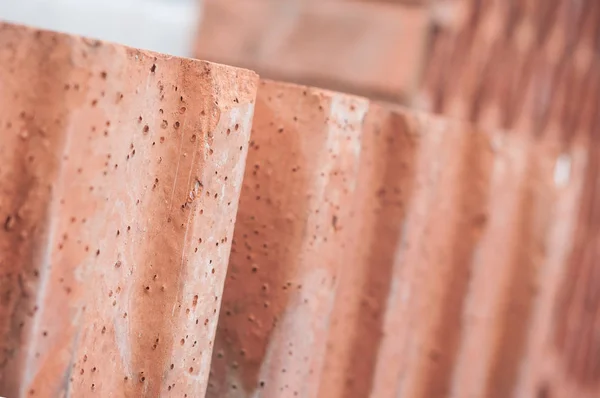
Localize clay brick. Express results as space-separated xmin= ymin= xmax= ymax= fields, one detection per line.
xmin=195 ymin=0 xmax=428 ymax=103
xmin=321 ymin=108 xmax=596 ymax=397
xmin=205 ymin=76 xmax=595 ymax=396
xmin=206 ymin=80 xmax=368 ymax=397
xmin=416 ymin=2 xmax=600 ymax=393
xmin=0 ymin=22 xmax=258 ymax=397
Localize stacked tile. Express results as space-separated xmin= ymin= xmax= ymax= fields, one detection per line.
xmin=320 ymin=109 xmax=592 ymax=398
xmin=0 ymin=22 xmax=258 ymax=397
xmin=207 ymin=78 xmax=598 ymax=397
xmin=195 ymin=0 xmax=429 ymax=103
xmin=420 ymin=0 xmax=600 ymax=141
xmin=417 ymin=4 xmax=600 ymax=393
xmin=1 ymin=7 xmax=599 ymax=398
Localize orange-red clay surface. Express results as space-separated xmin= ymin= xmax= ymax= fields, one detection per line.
xmin=0 ymin=21 xmax=257 ymax=397
xmin=2 ymin=10 xmax=600 ymax=398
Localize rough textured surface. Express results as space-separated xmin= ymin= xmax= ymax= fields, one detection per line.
xmin=202 ymin=74 xmax=599 ymax=397
xmin=417 ymin=3 xmax=600 ymax=392
xmin=414 ymin=2 xmax=600 ymax=394
xmin=195 ymin=0 xmax=428 ymax=103
xmin=318 ymin=104 xmax=424 ymax=398
xmin=3 ymin=4 xmax=600 ymax=396
xmin=0 ymin=22 xmax=258 ymax=397
xmin=206 ymin=80 xmax=367 ymax=397
xmin=321 ymin=106 xmax=592 ymax=398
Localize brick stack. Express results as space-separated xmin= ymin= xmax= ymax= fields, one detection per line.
xmin=0 ymin=0 xmax=599 ymax=396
